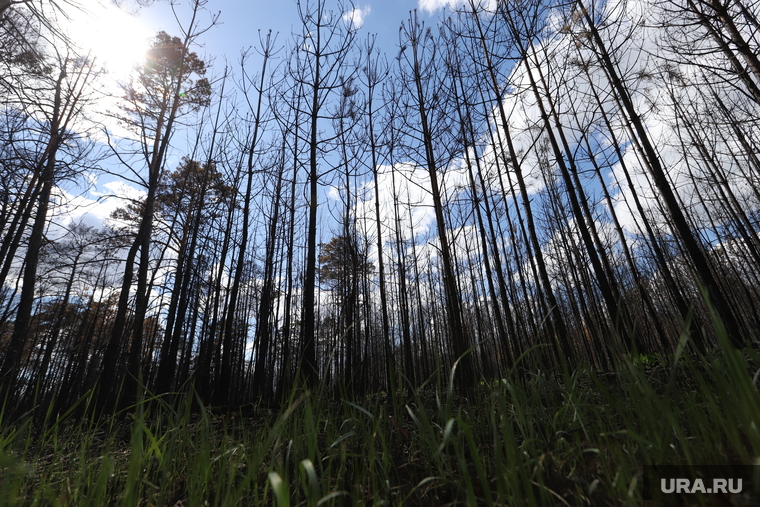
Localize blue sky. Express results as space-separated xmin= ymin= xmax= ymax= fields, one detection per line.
xmin=59 ymin=0 xmax=455 ymax=231
xmin=134 ymin=0 xmax=445 ymax=70
xmin=36 ymin=0 xmax=759 ymax=316
xmin=60 ymin=0 xmax=729 ymax=251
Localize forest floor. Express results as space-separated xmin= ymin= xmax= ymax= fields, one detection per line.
xmin=1 ymin=343 xmax=759 ymax=506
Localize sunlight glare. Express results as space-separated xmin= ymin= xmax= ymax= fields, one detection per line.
xmin=66 ymin=3 xmax=152 ymax=81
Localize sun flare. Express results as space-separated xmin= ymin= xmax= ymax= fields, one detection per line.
xmin=66 ymin=3 xmax=152 ymax=81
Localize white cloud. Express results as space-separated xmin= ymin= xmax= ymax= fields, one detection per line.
xmin=46 ymin=178 xmax=146 ymax=240
xmin=473 ymin=0 xmax=760 ymax=243
xmin=418 ymin=0 xmax=497 ymax=15
xmin=353 ymin=161 xmax=458 ymax=246
xmin=418 ymin=0 xmax=450 ymax=14
xmin=343 ymin=5 xmax=371 ymax=28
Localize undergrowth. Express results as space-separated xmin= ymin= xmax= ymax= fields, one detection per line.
xmin=1 ymin=335 xmax=759 ymax=506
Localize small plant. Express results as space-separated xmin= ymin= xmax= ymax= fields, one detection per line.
xmin=631 ymin=352 xmax=664 ymax=369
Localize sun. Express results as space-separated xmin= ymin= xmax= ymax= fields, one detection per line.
xmin=65 ymin=3 xmax=153 ymax=81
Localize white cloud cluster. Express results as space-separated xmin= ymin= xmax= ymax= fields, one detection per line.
xmin=348 ymin=160 xmax=470 ymax=252
xmin=47 ymin=179 xmax=144 ymax=238
xmin=418 ymin=0 xmax=498 ymax=15
xmin=349 ymin=0 xmax=759 ymax=309
xmin=479 ymin=0 xmax=760 ymax=240
xmin=343 ymin=5 xmax=371 ymax=29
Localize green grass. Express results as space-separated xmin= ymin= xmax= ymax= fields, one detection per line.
xmin=1 ymin=337 xmax=759 ymax=506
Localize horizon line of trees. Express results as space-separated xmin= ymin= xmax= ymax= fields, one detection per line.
xmin=1 ymin=0 xmax=759 ymax=415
